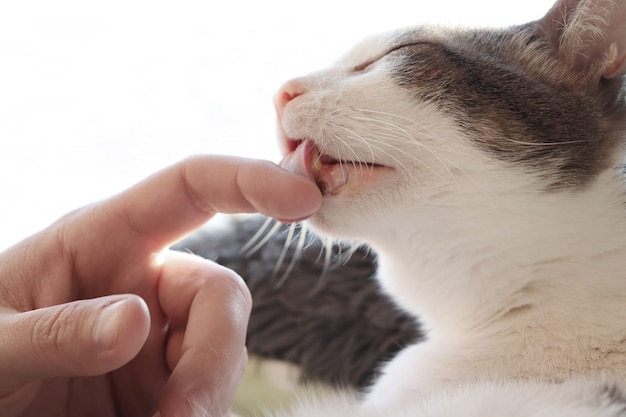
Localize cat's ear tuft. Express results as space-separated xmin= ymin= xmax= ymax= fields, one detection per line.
xmin=539 ymin=0 xmax=626 ymax=84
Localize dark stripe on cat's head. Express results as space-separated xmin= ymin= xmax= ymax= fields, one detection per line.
xmin=390 ymin=24 xmax=626 ymax=191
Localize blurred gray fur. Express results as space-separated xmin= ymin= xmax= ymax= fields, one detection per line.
xmin=173 ymin=214 xmax=421 ymax=390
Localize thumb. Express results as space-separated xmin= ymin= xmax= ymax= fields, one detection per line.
xmin=0 ymin=294 xmax=150 ymax=385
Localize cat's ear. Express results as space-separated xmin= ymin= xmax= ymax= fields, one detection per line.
xmin=539 ymin=0 xmax=626 ymax=83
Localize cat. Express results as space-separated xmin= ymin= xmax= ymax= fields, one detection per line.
xmin=271 ymin=0 xmax=626 ymax=415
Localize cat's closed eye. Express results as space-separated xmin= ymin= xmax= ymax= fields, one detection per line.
xmin=352 ymin=41 xmax=436 ymax=72
xmin=352 ymin=58 xmax=378 ymax=73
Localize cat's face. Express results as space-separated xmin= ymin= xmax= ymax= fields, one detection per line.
xmin=276 ymin=29 xmax=481 ymax=237
xmin=276 ymin=0 xmax=626 ymax=240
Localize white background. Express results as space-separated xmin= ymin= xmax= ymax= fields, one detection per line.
xmin=0 ymin=0 xmax=553 ymax=250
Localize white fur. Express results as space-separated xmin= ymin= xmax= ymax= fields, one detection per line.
xmin=271 ymin=0 xmax=626 ymax=415
xmin=273 ymin=381 xmax=626 ymax=417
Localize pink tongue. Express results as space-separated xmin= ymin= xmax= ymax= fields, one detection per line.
xmin=279 ymin=140 xmax=315 ymax=182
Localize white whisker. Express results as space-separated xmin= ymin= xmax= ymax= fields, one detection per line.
xmin=354 ymin=107 xmax=587 ymax=147
xmin=272 ymin=221 xmax=296 ymax=282
xmin=242 ymin=216 xmax=276 ymax=255
xmin=345 ymin=112 xmax=467 ymax=187
xmin=501 ymin=138 xmax=588 ymax=147
xmin=332 ymin=123 xmax=425 ymax=181
xmin=353 ymin=124 xmax=460 ymax=186
xmin=321 ymin=235 xmax=334 ymax=281
xmin=273 ymin=223 xmax=310 ymax=288
xmin=242 ymin=218 xmax=283 ymax=257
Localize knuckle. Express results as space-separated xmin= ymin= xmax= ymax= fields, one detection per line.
xmin=178 ymin=158 xmax=216 ymax=216
xmin=31 ymin=303 xmax=82 ymax=361
xmin=219 ymin=269 xmax=252 ymax=312
xmin=201 ymin=264 xmax=252 ymax=315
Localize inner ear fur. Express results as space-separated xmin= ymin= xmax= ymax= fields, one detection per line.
xmin=539 ymin=0 xmax=626 ymax=83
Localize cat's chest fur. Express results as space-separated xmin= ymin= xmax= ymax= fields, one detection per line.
xmin=273 ymin=0 xmax=626 ymax=415
xmin=365 ymin=171 xmax=626 ymax=408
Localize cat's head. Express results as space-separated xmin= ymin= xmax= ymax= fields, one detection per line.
xmin=276 ymin=0 xmax=626 ymax=240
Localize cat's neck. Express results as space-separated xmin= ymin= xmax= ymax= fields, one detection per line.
xmin=366 ymin=169 xmax=626 ymax=338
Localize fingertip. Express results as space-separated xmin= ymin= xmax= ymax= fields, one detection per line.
xmin=0 ymin=295 xmax=151 ymax=382
xmin=94 ymin=295 xmax=150 ymax=358
xmin=82 ymin=294 xmax=151 ymax=375
xmin=292 ymin=174 xmax=324 ymax=213
xmin=271 ymin=167 xmax=323 ymax=222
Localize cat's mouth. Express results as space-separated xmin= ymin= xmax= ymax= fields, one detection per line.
xmin=279 ymin=139 xmax=394 ymax=195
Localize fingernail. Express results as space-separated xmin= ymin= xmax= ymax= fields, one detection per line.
xmin=94 ymin=299 xmax=128 ymax=350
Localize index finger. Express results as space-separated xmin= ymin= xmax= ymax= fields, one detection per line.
xmin=108 ymin=155 xmax=322 ymax=251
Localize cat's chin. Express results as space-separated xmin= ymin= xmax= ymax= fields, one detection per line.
xmin=279 ymin=139 xmax=395 ymax=196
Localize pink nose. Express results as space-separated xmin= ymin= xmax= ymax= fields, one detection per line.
xmin=274 ymin=80 xmax=305 ymax=118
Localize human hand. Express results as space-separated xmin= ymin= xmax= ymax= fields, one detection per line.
xmin=0 ymin=156 xmax=322 ymax=417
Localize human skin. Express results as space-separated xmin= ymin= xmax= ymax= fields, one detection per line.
xmin=0 ymin=155 xmax=323 ymax=417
